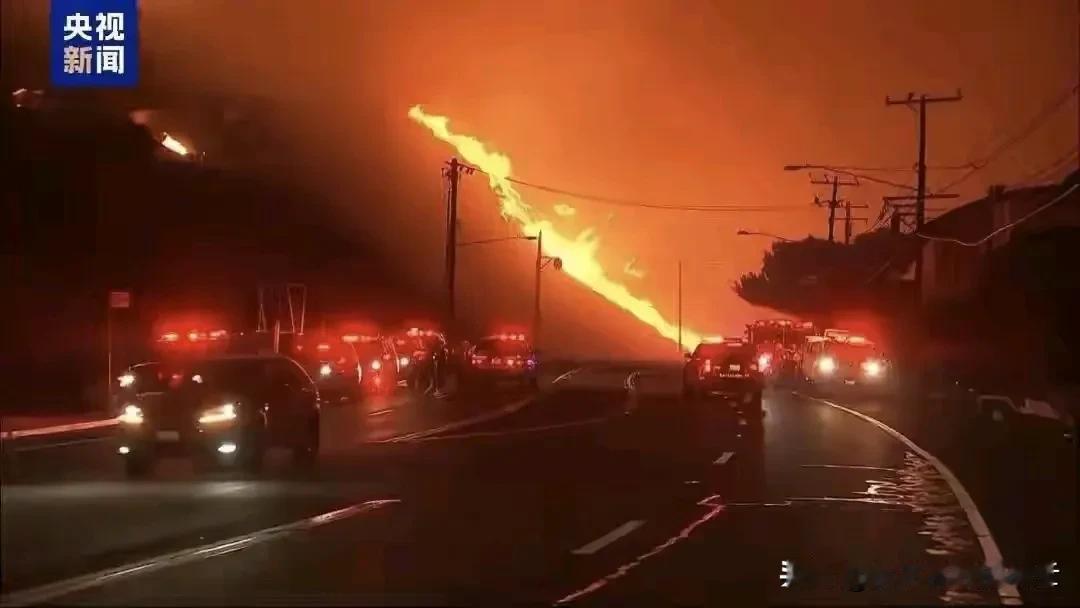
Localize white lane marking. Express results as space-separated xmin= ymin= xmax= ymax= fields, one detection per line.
xmin=555 ymin=503 xmax=726 ymax=604
xmin=381 ymin=395 xmax=535 ymax=443
xmin=0 ymin=418 xmax=117 ymax=440
xmin=0 ymin=499 xmax=399 ymax=607
xmin=802 ymin=394 xmax=1023 ymax=606
xmin=713 ymin=451 xmax=735 ymax=465
xmin=737 ymin=418 xmax=747 ymax=426
xmin=10 ymin=436 xmax=113 ymax=453
xmin=552 ymin=367 xmax=583 ymax=385
xmin=366 ymin=408 xmax=393 ymax=417
xmin=623 ymin=371 xmax=641 ymax=391
xmin=572 ymin=520 xmax=645 ymax=555
xmin=401 ymin=417 xmax=605 ymax=443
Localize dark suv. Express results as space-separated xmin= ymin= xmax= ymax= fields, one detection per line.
xmin=683 ymin=339 xmax=765 ymax=417
xmin=116 ymin=354 xmax=320 ymax=477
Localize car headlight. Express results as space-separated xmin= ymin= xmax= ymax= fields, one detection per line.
xmin=198 ymin=403 xmax=237 ymax=424
xmin=118 ymin=404 xmax=144 ymax=425
xmin=118 ymin=373 xmax=135 ymax=388
xmin=862 ymin=359 xmax=883 ymax=377
xmin=319 ymin=363 xmax=332 ymax=377
xmin=818 ymin=356 xmax=837 ymax=374
xmin=398 ymin=356 xmax=410 ymax=367
xmin=370 ymin=359 xmax=382 ymax=371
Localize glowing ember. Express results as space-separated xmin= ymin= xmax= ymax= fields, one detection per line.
xmin=553 ymin=203 xmax=577 ymax=217
xmin=161 ymin=133 xmax=189 ymax=156
xmin=408 ymin=105 xmax=701 ymax=348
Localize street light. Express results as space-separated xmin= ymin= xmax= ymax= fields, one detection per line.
xmin=736 ymin=229 xmax=794 ymax=243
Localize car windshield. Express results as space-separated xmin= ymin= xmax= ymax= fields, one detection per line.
xmin=825 ymin=342 xmax=879 ymax=360
xmin=351 ymin=341 xmax=384 ymax=360
xmin=182 ymin=359 xmax=266 ymax=390
xmin=474 ymin=339 xmax=529 ymax=356
xmin=693 ymin=343 xmax=754 ymax=360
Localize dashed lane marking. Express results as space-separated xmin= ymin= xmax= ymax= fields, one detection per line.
xmin=713 ymin=451 xmax=735 ymax=465
xmin=571 ymin=520 xmax=645 ymax=555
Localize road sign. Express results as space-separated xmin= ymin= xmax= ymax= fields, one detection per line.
xmin=109 ymin=290 xmax=131 ymax=309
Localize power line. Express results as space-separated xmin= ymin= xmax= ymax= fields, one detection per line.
xmin=917 ymin=184 xmax=1078 ymax=247
xmin=1015 ymin=147 xmax=1079 ymax=186
xmin=935 ymin=83 xmax=1079 ymax=193
xmin=458 ymin=163 xmax=811 ymax=212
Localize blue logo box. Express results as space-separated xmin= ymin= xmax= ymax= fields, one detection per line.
xmin=50 ymin=0 xmax=139 ymax=87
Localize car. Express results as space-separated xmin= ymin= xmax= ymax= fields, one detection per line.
xmin=291 ymin=335 xmax=362 ymax=401
xmin=116 ymin=354 xmax=320 ymax=477
xmin=682 ymin=338 xmax=765 ymax=419
xmin=461 ymin=333 xmax=539 ymax=391
xmin=800 ymin=334 xmax=890 ymax=390
xmin=344 ymin=333 xmax=402 ymax=395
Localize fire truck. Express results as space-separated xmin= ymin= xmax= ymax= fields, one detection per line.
xmin=745 ymin=319 xmax=816 ymax=379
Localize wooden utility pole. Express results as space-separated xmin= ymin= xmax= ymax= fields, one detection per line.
xmin=443 ymin=158 xmax=465 ymax=322
xmin=809 ymin=174 xmax=859 ymax=242
xmin=886 ymin=91 xmax=962 ymax=297
xmin=841 ymin=201 xmax=870 ymax=244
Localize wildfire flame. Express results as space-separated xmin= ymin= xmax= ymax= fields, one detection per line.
xmin=161 ymin=133 xmax=189 ymax=156
xmin=408 ymin=105 xmax=701 ymax=349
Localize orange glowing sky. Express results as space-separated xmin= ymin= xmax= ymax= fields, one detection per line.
xmin=4 ymin=0 xmax=1075 ymax=358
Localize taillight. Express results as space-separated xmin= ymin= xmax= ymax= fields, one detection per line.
xmin=702 ymin=359 xmax=712 ymax=373
xmin=757 ymin=354 xmax=771 ymax=370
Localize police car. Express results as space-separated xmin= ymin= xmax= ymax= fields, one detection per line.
xmin=682 ymin=337 xmax=765 ymax=419
xmin=461 ymin=333 xmax=539 ymax=391
xmin=292 ymin=335 xmax=363 ymax=401
xmin=116 ymin=354 xmax=320 ymax=477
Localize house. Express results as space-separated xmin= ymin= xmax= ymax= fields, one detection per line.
xmin=920 ymin=170 xmax=1080 ymax=305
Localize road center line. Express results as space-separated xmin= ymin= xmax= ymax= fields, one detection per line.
xmin=366 ymin=408 xmax=393 ymax=417
xmin=713 ymin=451 xmax=735 ymax=465
xmin=0 ymin=499 xmax=400 ymax=607
xmin=800 ymin=393 xmax=1023 ymax=606
xmin=572 ymin=520 xmax=645 ymax=555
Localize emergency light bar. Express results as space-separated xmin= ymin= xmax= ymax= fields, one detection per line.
xmin=486 ymin=333 xmax=527 ymax=341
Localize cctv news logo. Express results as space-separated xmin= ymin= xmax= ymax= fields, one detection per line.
xmin=50 ymin=0 xmax=139 ymax=87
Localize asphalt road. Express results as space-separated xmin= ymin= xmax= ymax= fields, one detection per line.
xmin=1 ymin=363 xmax=1075 ymax=606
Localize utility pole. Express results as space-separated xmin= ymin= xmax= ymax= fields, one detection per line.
xmin=841 ymin=201 xmax=870 ymax=245
xmin=534 ymin=231 xmax=542 ymax=345
xmin=443 ymin=158 xmax=468 ymax=323
xmin=677 ymin=259 xmax=683 ymax=354
xmin=882 ymin=193 xmax=957 ymax=235
xmin=809 ymin=174 xmax=859 ymax=242
xmin=886 ymin=91 xmax=962 ymax=298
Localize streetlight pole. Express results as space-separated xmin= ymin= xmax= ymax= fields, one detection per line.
xmin=677 ymin=259 xmax=683 ymax=354
xmin=534 ymin=231 xmax=543 ymax=346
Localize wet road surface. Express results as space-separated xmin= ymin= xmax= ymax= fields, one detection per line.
xmin=1 ymin=363 xmax=1074 ymax=605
